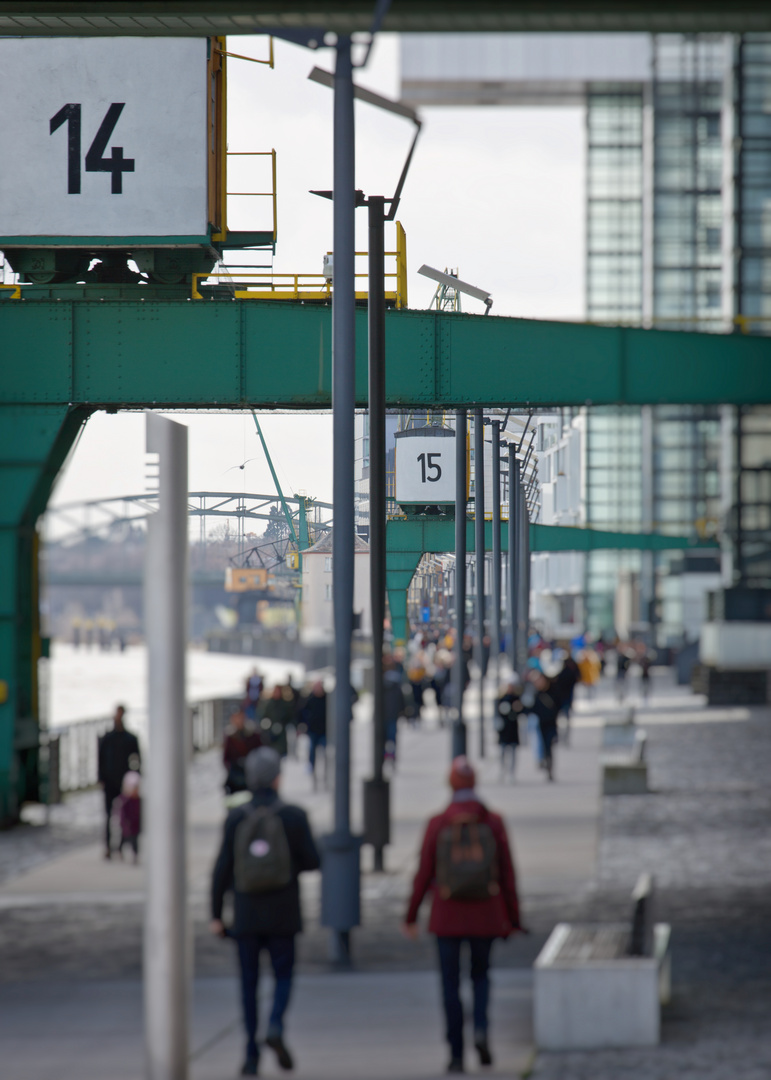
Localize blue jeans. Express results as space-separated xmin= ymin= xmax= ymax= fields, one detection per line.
xmin=436 ymin=936 xmax=495 ymax=1060
xmin=236 ymin=934 xmax=295 ymax=1060
xmin=528 ymin=713 xmax=544 ymax=763
xmin=308 ymin=732 xmax=326 ymax=771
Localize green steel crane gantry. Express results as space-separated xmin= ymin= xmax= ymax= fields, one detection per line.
xmin=1 ymin=298 xmax=769 ymax=819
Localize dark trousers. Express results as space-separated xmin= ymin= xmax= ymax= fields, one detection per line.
xmin=119 ymin=833 xmax=138 ymax=856
xmin=103 ymin=789 xmax=119 ymax=851
xmin=236 ymin=934 xmax=295 ymax=1060
xmin=308 ymin=732 xmax=326 ymax=771
xmin=436 ymin=936 xmax=495 ymax=1060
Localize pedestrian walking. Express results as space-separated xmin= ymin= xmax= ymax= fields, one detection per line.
xmin=281 ymin=677 xmax=302 ymax=758
xmin=117 ymin=770 xmax=141 ymax=863
xmin=615 ymin=646 xmax=631 ymax=702
xmin=210 ymin=747 xmax=320 ymax=1077
xmin=383 ymin=655 xmax=407 ymax=767
xmin=577 ymin=647 xmax=601 ymax=699
xmin=260 ymin=686 xmax=293 ymax=758
xmin=480 ymin=635 xmax=491 ymax=678
xmin=640 ymin=652 xmax=653 ymax=703
xmin=431 ymin=652 xmax=452 ymax=727
xmin=223 ymin=709 xmax=263 ymax=796
xmin=97 ymin=704 xmax=140 ymax=860
xmin=244 ymin=668 xmax=264 ymax=721
xmin=530 ymin=672 xmax=559 ymax=781
xmin=495 ymin=680 xmax=523 ymax=781
xmin=552 ymin=655 xmax=581 ymax=746
xmin=299 ymin=680 xmax=327 ymax=788
xmin=402 ymin=756 xmax=522 ymax=1074
xmin=406 ymin=652 xmax=427 ymax=725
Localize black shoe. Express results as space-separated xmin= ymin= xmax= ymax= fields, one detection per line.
xmin=240 ymin=1058 xmax=258 ymax=1076
xmin=475 ymin=1034 xmax=493 ymax=1066
xmin=266 ymin=1034 xmax=294 ymax=1071
xmin=447 ymin=1058 xmax=465 ymax=1074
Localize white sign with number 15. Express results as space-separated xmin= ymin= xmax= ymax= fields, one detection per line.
xmin=395 ymin=434 xmax=457 ymax=504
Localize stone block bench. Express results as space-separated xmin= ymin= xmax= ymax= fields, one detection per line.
xmin=601 ymin=714 xmax=648 ymax=795
xmin=533 ymin=874 xmax=671 ymax=1050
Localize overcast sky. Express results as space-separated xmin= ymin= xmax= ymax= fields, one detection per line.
xmin=49 ymin=34 xmax=584 ymax=519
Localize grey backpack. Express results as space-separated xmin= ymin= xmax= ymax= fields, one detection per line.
xmin=233 ymin=802 xmax=292 ymax=893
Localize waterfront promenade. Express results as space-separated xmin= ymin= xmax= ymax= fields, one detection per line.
xmin=1 ymin=667 xmax=769 ymax=1078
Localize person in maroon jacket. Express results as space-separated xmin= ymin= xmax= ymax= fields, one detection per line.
xmin=222 ymin=709 xmax=262 ymax=794
xmin=402 ymin=756 xmax=521 ymax=1074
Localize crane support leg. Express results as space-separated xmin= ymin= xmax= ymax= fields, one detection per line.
xmin=0 ymin=405 xmax=89 ymax=823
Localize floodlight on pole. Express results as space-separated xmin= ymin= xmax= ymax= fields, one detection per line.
xmin=418 ymin=264 xmax=493 ymax=314
xmin=309 ymin=66 xmax=418 ymax=123
xmin=308 ymin=66 xmax=422 ymax=221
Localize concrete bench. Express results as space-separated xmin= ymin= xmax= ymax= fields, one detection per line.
xmin=602 ymin=718 xmax=648 ymax=795
xmin=533 ymin=874 xmax=671 ymax=1050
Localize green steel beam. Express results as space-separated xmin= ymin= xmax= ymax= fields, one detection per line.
xmin=0 ymin=2 xmax=768 ymax=34
xmin=2 ymin=301 xmax=770 ymax=408
xmin=387 ymin=517 xmax=719 ymax=556
xmin=385 ymin=516 xmax=719 ymax=643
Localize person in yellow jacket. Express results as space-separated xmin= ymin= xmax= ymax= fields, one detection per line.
xmin=577 ymin=648 xmax=601 ymax=698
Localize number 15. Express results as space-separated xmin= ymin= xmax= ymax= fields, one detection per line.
xmin=417 ymin=452 xmax=442 ymax=483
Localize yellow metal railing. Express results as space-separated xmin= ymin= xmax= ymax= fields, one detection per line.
xmin=226 ymin=148 xmax=277 ymax=242
xmin=193 ymin=220 xmax=408 ymax=306
xmin=217 ymin=37 xmax=274 ymax=68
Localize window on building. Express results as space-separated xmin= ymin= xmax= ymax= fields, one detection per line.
xmin=325 ymin=583 xmax=332 ymax=601
xmin=325 ymin=556 xmax=333 ymax=572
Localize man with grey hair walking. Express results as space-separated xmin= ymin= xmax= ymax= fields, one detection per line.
xmin=211 ymin=747 xmax=320 ymax=1076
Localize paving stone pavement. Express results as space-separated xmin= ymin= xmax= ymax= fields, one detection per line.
xmin=532 ymin=691 xmax=771 ymax=1080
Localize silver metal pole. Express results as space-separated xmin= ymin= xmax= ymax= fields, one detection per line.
xmin=491 ymin=422 xmax=502 ymax=688
xmin=474 ymin=409 xmax=486 ymax=757
xmin=508 ymin=445 xmax=519 ymax=672
xmin=453 ymin=410 xmax=468 ymax=757
xmin=144 ymin=413 xmax=189 ymax=1080
xmin=517 ymin=472 xmax=528 ymax=673
xmin=321 ymin=36 xmax=360 ymax=965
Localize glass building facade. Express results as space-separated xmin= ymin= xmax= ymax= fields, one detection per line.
xmin=583 ymin=34 xmax=768 ymax=644
xmin=399 ymin=31 xmax=771 ymax=643
xmin=587 ymin=90 xmax=644 ymax=325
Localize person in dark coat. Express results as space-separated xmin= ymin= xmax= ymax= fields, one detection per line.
xmin=281 ymin=676 xmax=302 ymax=758
xmin=431 ymin=654 xmax=452 ymax=726
xmin=299 ymin=680 xmax=327 ymax=787
xmin=530 ymin=672 xmax=560 ymax=781
xmin=260 ymin=687 xmax=294 ymax=758
xmin=480 ymin=635 xmax=491 ymax=678
xmin=403 ymin=757 xmax=521 ymax=1074
xmin=552 ymin=656 xmax=581 ymax=746
xmin=383 ymin=655 xmax=406 ymax=766
xmin=97 ymin=704 xmax=140 ymax=859
xmin=615 ymin=646 xmax=631 ymax=702
xmin=223 ymin=709 xmax=263 ymax=795
xmin=210 ymin=747 xmax=320 ymax=1076
xmin=495 ymin=680 xmax=523 ymax=780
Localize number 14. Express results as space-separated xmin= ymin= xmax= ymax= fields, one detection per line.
xmin=50 ymin=103 xmax=135 ymax=195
